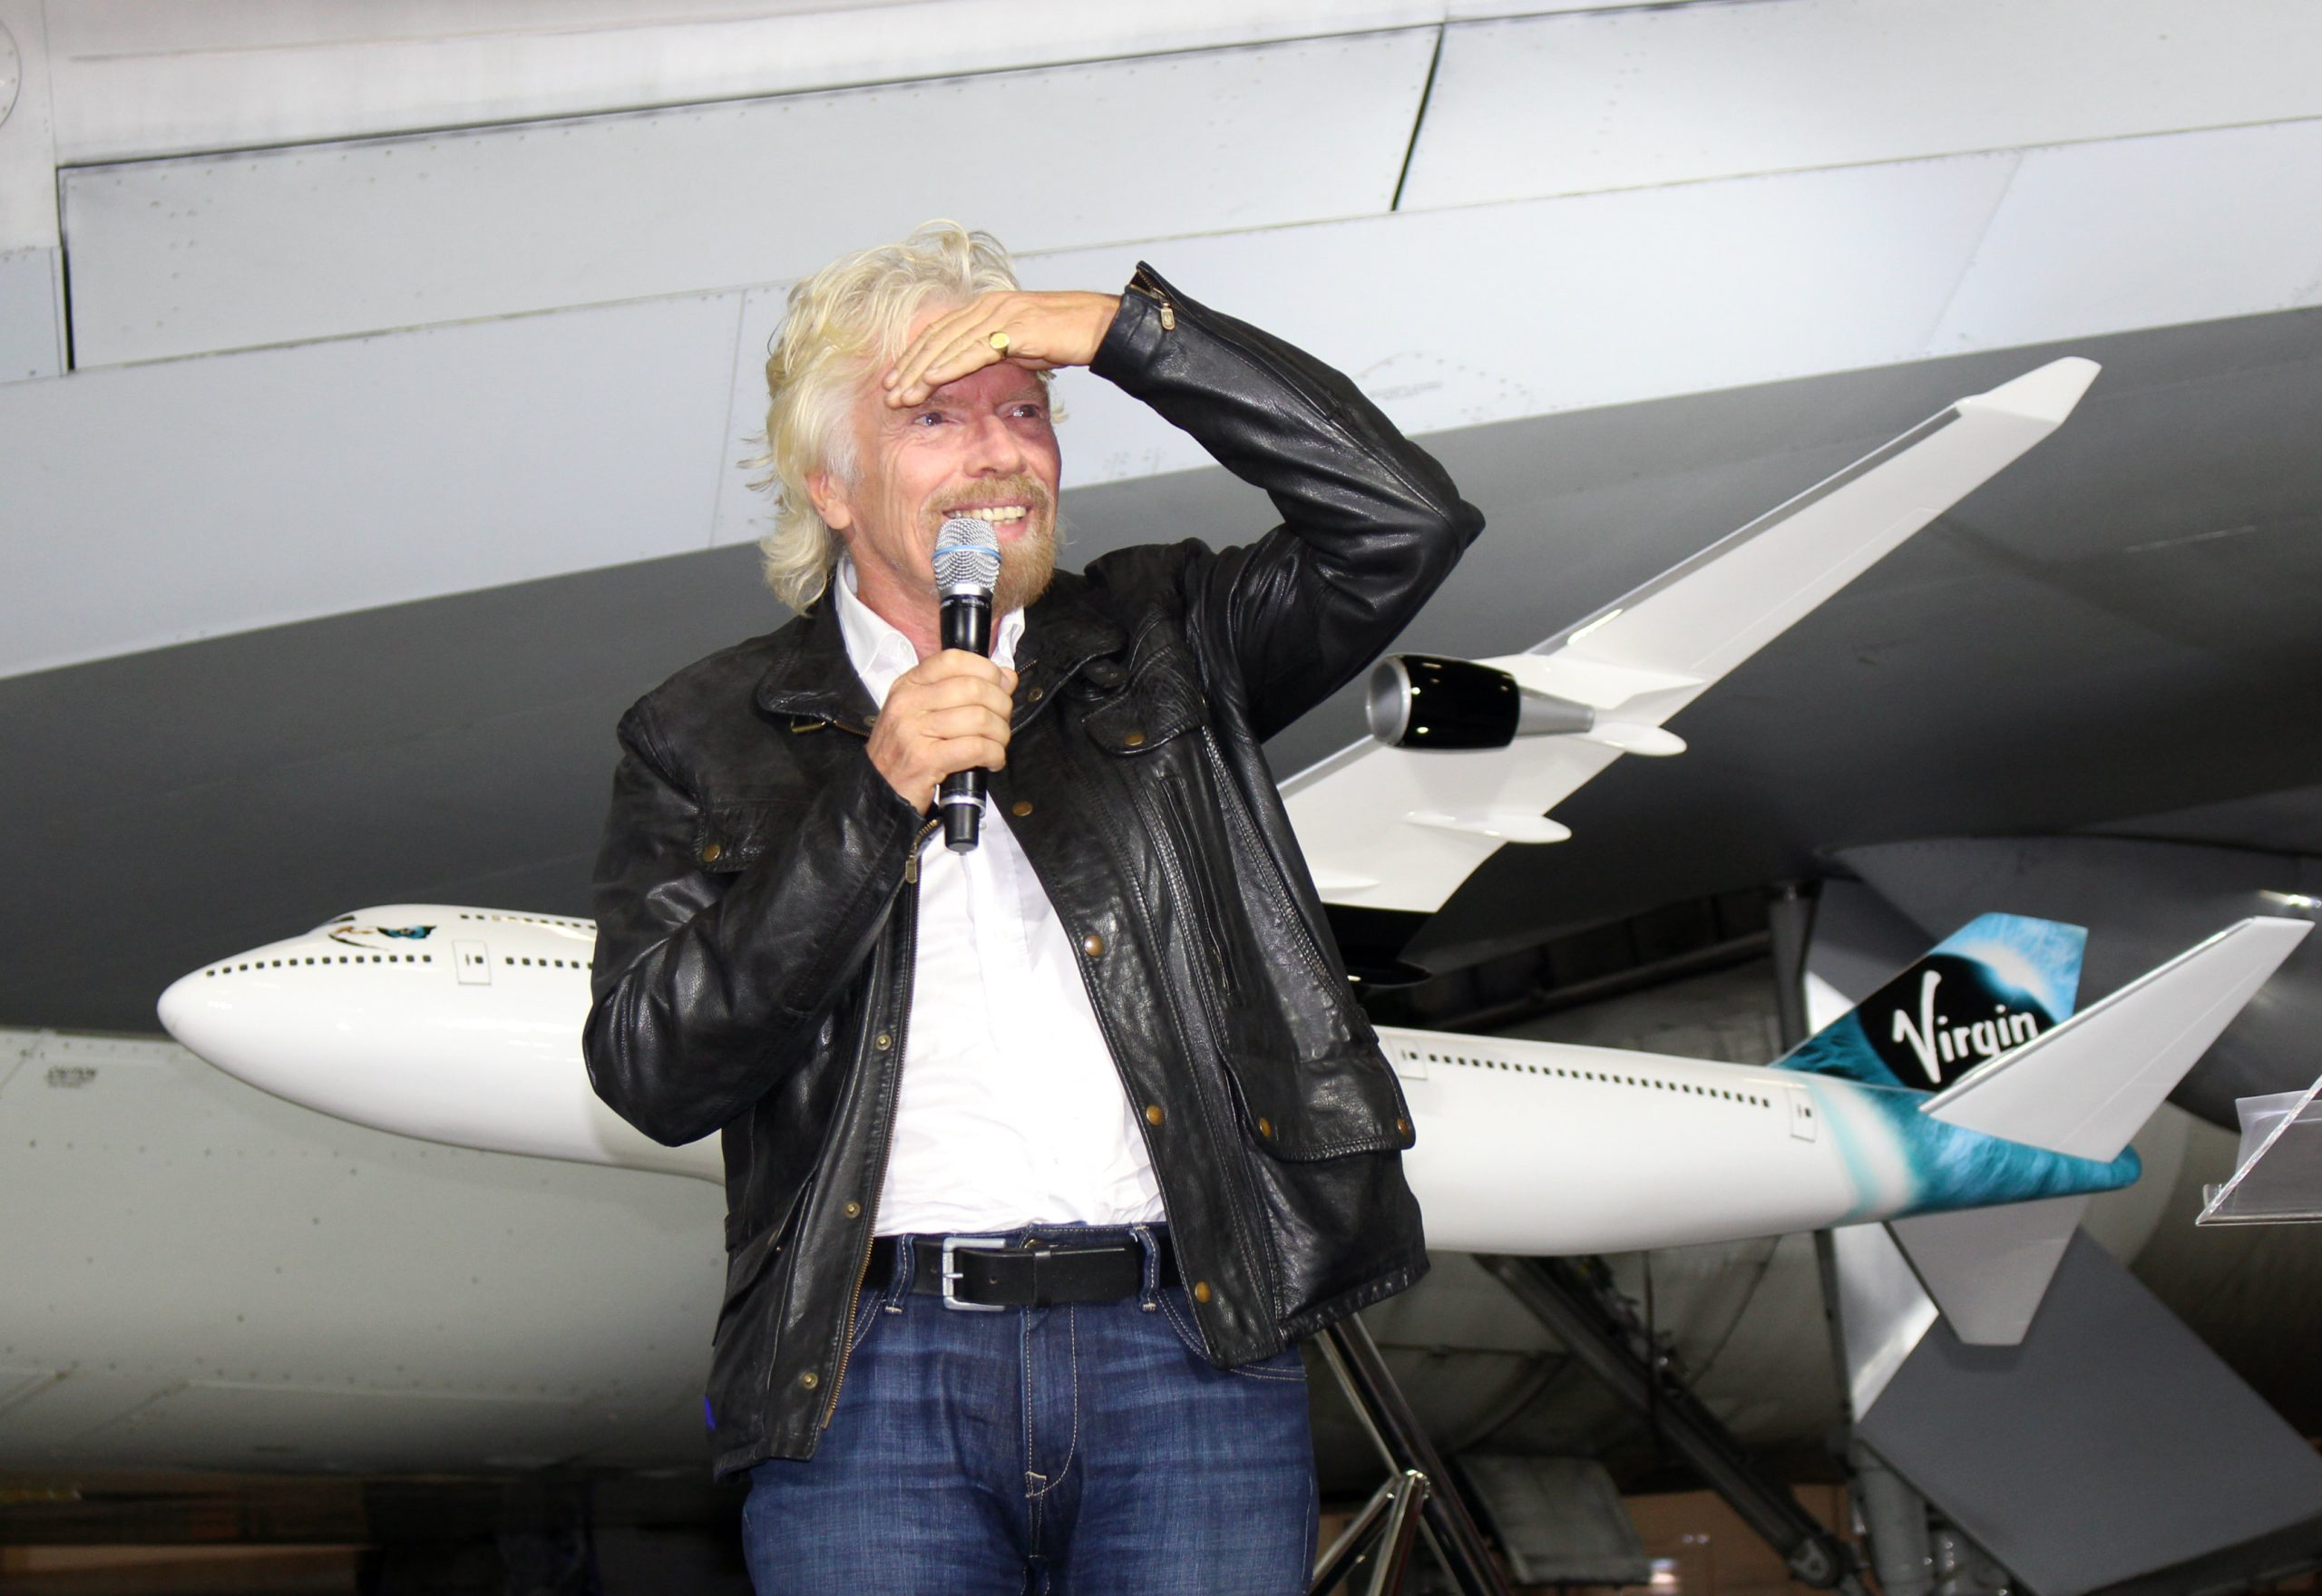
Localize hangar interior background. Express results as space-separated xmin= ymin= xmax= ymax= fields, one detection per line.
xmin=5 ymin=2 xmax=2322 ymax=1592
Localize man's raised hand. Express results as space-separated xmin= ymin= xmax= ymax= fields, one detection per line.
xmin=882 ymin=291 xmax=1120 ymax=407
xmin=867 ymin=651 xmax=1019 ymax=814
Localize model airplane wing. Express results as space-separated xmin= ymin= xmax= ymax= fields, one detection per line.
xmin=1283 ymin=357 xmax=2102 ymax=915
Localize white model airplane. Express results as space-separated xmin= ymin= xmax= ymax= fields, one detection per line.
xmin=159 ymin=898 xmax=2306 ymax=1349
xmin=154 ymin=354 xmax=2310 ymax=1348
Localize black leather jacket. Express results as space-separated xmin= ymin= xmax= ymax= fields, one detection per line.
xmin=584 ymin=266 xmax=1484 ymax=1474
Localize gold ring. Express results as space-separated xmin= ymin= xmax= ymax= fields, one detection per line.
xmin=988 ymin=330 xmax=1010 ymax=354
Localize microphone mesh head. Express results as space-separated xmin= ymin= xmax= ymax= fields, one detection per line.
xmin=932 ymin=517 xmax=1002 ymax=593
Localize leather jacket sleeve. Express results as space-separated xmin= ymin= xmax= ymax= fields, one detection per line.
xmin=1090 ymin=265 xmax=1486 ymax=740
xmin=583 ymin=693 xmax=924 ymax=1146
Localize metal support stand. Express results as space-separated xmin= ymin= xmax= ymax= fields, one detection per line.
xmin=1477 ymin=1254 xmax=1869 ymax=1596
xmin=1311 ymin=1471 xmax=1431 ymax=1596
xmin=1765 ymin=880 xmax=1820 ymax=1053
xmin=1310 ymin=1318 xmax=1514 ymax=1596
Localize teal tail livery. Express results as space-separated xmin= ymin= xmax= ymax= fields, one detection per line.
xmin=1781 ymin=915 xmax=2310 ymax=1342
xmin=1779 ymin=912 xmax=2088 ymax=1091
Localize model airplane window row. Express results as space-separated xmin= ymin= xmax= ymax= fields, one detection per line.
xmin=1400 ymin=1049 xmax=1772 ymax=1109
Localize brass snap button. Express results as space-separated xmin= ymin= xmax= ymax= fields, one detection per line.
xmin=874 ymin=1032 xmax=893 ymax=1051
xmin=1256 ymin=1116 xmax=1273 ymax=1139
xmin=700 ymin=842 xmax=723 ymax=863
xmin=1082 ymin=932 xmax=1105 ymax=958
xmin=1192 ymin=1281 xmax=1213 ymax=1305
xmin=843 ymin=1200 xmax=862 ymax=1219
xmin=799 ymin=1371 xmax=819 ymax=1390
xmin=1011 ymin=800 xmax=1034 ymax=818
xmin=1121 ymin=730 xmax=1146 ymax=748
xmin=1395 ymin=1117 xmax=1410 ymax=1137
xmin=1145 ymin=1104 xmax=1165 ymax=1126
xmin=1028 ymin=686 xmax=1045 ymax=702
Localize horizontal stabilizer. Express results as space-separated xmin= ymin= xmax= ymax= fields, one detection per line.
xmin=1923 ymin=917 xmax=2312 ymax=1161
xmin=1885 ymin=918 xmax=2308 ymax=1346
xmin=1888 ymin=1194 xmax=2089 ymax=1345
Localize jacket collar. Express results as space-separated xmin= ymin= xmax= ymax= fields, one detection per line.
xmin=753 ymin=598 xmax=879 ymax=733
xmin=753 ymin=569 xmax=1128 ymax=732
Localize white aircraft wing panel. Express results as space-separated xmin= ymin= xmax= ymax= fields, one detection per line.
xmin=1286 ymin=357 xmax=2099 ymax=915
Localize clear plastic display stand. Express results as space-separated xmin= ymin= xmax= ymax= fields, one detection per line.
xmin=2197 ymin=1075 xmax=2322 ymax=1224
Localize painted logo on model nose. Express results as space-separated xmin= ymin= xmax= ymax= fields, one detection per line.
xmin=327 ymin=924 xmax=436 ymax=948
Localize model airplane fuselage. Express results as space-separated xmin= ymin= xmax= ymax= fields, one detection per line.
xmin=163 ymin=906 xmax=2281 ymax=1260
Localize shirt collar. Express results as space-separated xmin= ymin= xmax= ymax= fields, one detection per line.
xmin=832 ymin=556 xmax=1024 ymax=707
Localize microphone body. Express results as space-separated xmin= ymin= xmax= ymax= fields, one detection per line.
xmin=937 ymin=588 xmax=993 ymax=852
xmin=931 ymin=518 xmax=1003 ymax=853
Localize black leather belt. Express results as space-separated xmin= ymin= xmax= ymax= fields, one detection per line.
xmin=870 ymin=1233 xmax=1178 ymax=1310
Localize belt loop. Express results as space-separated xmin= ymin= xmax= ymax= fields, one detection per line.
xmin=1132 ymin=1223 xmax=1161 ymax=1313
xmin=884 ymin=1236 xmax=913 ymax=1313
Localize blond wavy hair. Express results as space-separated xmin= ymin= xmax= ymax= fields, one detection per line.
xmin=749 ymin=222 xmax=1025 ymax=612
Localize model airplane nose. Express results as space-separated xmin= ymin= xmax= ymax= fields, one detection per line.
xmin=154 ymin=938 xmax=319 ymax=1087
xmin=157 ymin=964 xmax=228 ymax=1062
xmin=157 ymin=969 xmax=190 ymax=1034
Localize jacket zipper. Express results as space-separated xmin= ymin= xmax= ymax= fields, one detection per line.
xmin=1129 ymin=264 xmax=1176 ymax=332
xmin=820 ymin=813 xmax=940 ymax=1427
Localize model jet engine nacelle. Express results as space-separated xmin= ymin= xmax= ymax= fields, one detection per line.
xmin=1366 ymin=655 xmax=1595 ymax=750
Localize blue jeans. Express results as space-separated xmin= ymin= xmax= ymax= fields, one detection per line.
xmin=740 ymin=1224 xmax=1317 ymax=1595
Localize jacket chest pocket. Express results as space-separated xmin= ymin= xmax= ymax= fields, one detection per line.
xmin=1074 ymin=648 xmax=1205 ymax=759
xmin=1070 ymin=651 xmax=1249 ymax=986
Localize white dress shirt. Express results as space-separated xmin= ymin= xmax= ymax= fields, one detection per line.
xmin=832 ymin=560 xmax=1167 ymax=1235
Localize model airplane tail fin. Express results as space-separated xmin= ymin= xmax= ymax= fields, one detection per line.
xmin=1888 ymin=916 xmax=2311 ymax=1345
xmin=1778 ymin=913 xmax=2086 ymax=1091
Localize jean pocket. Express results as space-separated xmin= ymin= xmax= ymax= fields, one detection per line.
xmin=846 ymin=1285 xmax=885 ymax=1355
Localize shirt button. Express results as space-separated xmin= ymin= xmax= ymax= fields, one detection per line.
xmin=1145 ymin=1104 xmax=1165 ymax=1126
xmin=1082 ymin=933 xmax=1105 ymax=958
xmin=700 ymin=842 xmax=723 ymax=863
xmin=1192 ymin=1280 xmax=1213 ymax=1305
xmin=1011 ymin=800 xmax=1034 ymax=818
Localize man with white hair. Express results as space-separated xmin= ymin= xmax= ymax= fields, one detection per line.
xmin=585 ymin=223 xmax=1482 ymax=1593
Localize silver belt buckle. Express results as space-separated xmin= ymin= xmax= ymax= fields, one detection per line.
xmin=940 ymin=1234 xmax=1010 ymax=1311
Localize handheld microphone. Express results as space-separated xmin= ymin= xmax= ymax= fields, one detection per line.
xmin=932 ymin=516 xmax=1003 ymax=853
